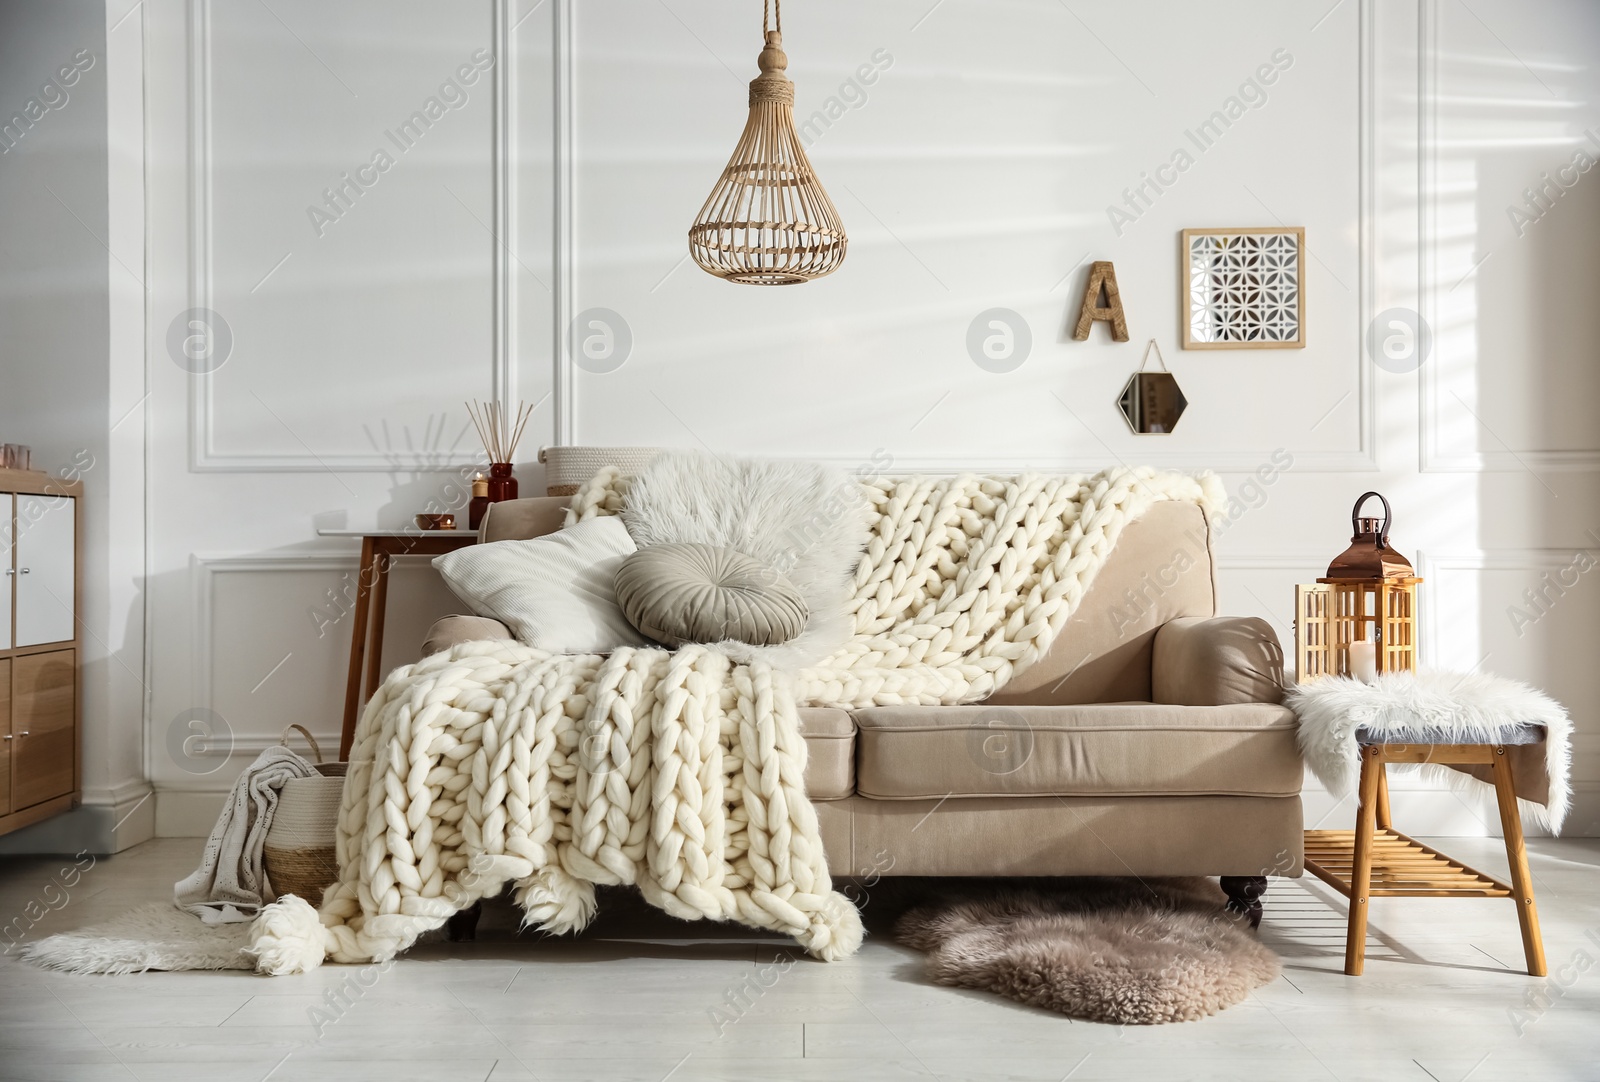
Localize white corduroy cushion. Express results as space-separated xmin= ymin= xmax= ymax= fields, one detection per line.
xmin=614 ymin=543 xmax=808 ymax=647
xmin=433 ymin=517 xmax=653 ymax=653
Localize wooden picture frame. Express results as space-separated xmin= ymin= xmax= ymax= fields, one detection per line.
xmin=1180 ymin=226 xmax=1306 ymax=350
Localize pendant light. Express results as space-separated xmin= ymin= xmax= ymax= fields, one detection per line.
xmin=688 ymin=0 xmax=847 ymax=285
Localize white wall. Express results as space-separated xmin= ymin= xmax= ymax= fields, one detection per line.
xmin=126 ymin=0 xmax=1600 ymax=837
xmin=0 ymin=0 xmax=152 ymax=854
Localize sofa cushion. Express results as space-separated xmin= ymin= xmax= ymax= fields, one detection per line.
xmin=799 ymin=707 xmax=855 ymax=800
xmin=852 ymin=703 xmax=1300 ymax=800
xmin=433 ymin=517 xmax=654 ymax=653
xmin=615 ymin=543 xmax=808 ymax=647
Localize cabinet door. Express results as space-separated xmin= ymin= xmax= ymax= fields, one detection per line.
xmin=0 ymin=659 xmax=10 ymax=815
xmin=14 ymin=495 xmax=75 ymax=647
xmin=12 ymin=650 xmax=75 ymax=809
xmin=0 ymin=494 xmax=12 ymax=651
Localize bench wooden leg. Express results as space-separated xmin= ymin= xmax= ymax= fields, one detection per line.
xmin=1345 ymin=746 xmax=1383 ymax=976
xmin=1490 ymin=747 xmax=1547 ymax=977
xmin=1375 ymin=759 xmax=1392 ymax=831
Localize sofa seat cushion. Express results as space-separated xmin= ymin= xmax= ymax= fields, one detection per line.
xmin=852 ymin=703 xmax=1300 ymax=800
xmin=800 ymin=707 xmax=855 ymax=800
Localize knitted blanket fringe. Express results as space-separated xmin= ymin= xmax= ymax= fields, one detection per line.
xmin=247 ymin=466 xmax=1223 ymax=975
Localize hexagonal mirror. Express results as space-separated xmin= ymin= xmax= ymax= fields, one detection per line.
xmin=1118 ymin=372 xmax=1188 ymax=433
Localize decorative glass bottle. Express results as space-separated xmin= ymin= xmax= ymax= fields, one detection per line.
xmin=486 ymin=462 xmax=518 ymax=504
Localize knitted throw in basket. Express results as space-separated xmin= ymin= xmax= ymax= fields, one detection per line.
xmin=247 ymin=465 xmax=1223 ymax=974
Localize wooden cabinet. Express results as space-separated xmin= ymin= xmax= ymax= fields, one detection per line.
xmin=0 ymin=469 xmax=81 ymax=837
xmin=0 ymin=659 xmax=10 ymax=816
xmin=14 ymin=494 xmax=76 ymax=647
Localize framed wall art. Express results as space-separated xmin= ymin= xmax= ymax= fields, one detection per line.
xmin=1181 ymin=227 xmax=1305 ymax=349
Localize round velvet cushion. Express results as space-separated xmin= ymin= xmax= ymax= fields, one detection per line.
xmin=614 ymin=543 xmax=809 ymax=647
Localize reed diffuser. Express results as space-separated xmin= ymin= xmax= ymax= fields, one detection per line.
xmin=466 ymin=399 xmax=534 ymax=505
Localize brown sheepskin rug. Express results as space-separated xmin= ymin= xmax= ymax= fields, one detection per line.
xmin=893 ymin=878 xmax=1280 ymax=1024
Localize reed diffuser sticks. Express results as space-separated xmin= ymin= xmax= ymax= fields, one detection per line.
xmin=465 ymin=399 xmax=534 ymax=464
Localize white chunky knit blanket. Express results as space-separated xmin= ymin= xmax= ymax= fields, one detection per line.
xmin=247 ymin=465 xmax=1223 ymax=975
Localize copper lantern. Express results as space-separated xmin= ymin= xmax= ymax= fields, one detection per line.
xmin=1294 ymin=492 xmax=1423 ymax=683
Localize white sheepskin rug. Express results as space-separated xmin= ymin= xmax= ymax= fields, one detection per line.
xmin=895 ymin=878 xmax=1280 ymax=1024
xmin=21 ymin=903 xmax=253 ymax=975
xmin=1286 ymin=669 xmax=1572 ymax=832
xmin=613 ymin=450 xmax=871 ymax=668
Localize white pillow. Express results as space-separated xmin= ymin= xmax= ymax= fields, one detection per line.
xmin=432 ymin=517 xmax=653 ymax=653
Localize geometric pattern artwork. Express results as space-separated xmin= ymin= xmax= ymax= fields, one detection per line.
xmin=1182 ymin=228 xmax=1306 ymax=349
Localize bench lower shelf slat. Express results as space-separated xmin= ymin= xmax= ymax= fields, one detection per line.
xmin=1303 ymin=828 xmax=1513 ymax=898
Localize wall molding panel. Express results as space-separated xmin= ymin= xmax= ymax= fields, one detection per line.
xmin=189 ymin=553 xmax=353 ymax=719
xmin=1417 ymin=0 xmax=1600 ymax=475
xmin=184 ymin=0 xmax=517 ymax=473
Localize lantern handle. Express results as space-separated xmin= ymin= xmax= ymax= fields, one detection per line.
xmin=1351 ymin=491 xmax=1392 ymax=547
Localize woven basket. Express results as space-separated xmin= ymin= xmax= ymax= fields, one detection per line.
xmin=538 ymin=445 xmax=663 ymax=496
xmin=263 ymin=724 xmax=346 ymax=906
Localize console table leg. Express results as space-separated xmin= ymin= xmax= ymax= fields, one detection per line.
xmin=363 ymin=549 xmax=391 ymax=704
xmin=1220 ymin=876 xmax=1268 ymax=929
xmin=340 ymin=537 xmax=377 ymax=760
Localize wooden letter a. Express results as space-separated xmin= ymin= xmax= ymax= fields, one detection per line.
xmin=1073 ymin=261 xmax=1130 ymax=341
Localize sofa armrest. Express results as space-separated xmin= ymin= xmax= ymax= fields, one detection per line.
xmin=478 ymin=496 xmax=571 ymax=543
xmin=423 ymin=615 xmax=515 ymax=656
xmin=1152 ymin=616 xmax=1285 ymax=706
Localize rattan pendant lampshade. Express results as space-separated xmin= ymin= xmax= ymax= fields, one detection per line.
xmin=688 ymin=0 xmax=846 ymax=285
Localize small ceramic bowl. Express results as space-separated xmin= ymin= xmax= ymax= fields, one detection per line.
xmin=415 ymin=513 xmax=456 ymax=531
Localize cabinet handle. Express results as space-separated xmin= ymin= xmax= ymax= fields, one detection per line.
xmin=17 ymin=568 xmax=29 ymax=574
xmin=3 ymin=568 xmax=12 ymax=575
xmin=16 ymin=731 xmax=27 ymax=737
xmin=1 ymin=734 xmax=10 ymax=740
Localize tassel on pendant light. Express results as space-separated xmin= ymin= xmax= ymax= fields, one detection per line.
xmin=688 ymin=0 xmax=846 ymax=285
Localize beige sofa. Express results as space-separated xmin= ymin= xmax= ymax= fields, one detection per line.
xmin=425 ymin=495 xmax=1303 ymax=927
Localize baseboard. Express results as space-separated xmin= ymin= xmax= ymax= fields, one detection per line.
xmin=0 ymin=779 xmax=155 ymax=855
xmin=95 ymin=781 xmax=158 ymax=851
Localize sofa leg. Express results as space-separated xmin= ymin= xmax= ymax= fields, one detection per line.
xmin=447 ymin=902 xmax=483 ymax=942
xmin=1221 ymin=876 xmax=1268 ymax=929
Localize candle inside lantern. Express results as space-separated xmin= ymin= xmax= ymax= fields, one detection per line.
xmin=1349 ymin=641 xmax=1378 ymax=684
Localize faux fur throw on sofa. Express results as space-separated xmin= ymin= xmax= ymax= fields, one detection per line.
xmin=247 ymin=461 xmax=1223 ymax=975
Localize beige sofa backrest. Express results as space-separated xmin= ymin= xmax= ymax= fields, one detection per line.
xmin=983 ymin=500 xmax=1215 ymax=705
xmin=479 ymin=495 xmax=569 ymax=543
xmin=475 ymin=495 xmax=1216 ymax=706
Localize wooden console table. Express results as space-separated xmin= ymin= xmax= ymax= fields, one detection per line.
xmin=319 ymin=529 xmax=477 ymax=759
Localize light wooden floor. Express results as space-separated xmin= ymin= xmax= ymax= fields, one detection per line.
xmin=2 ymin=837 xmax=1597 ymax=1082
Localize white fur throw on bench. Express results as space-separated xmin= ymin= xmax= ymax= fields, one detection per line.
xmin=1287 ymin=669 xmax=1573 ymax=832
xmin=246 ymin=459 xmax=1223 ymax=975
